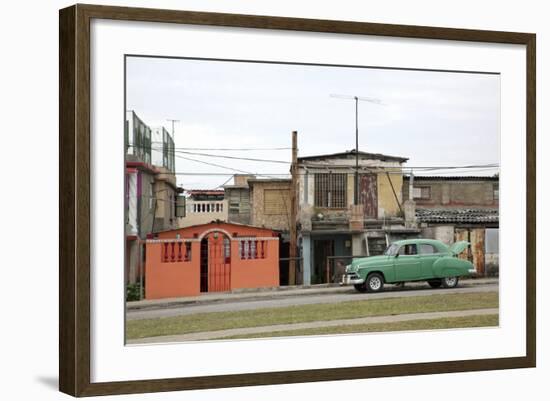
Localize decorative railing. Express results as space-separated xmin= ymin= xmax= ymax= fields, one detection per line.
xmin=238 ymin=239 xmax=267 ymax=260
xmin=190 ymin=201 xmax=225 ymax=214
xmin=161 ymin=241 xmax=192 ymax=263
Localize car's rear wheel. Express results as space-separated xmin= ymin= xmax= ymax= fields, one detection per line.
xmin=442 ymin=276 xmax=459 ymax=288
xmin=366 ymin=273 xmax=384 ymax=293
xmin=428 ymin=279 xmax=442 ymax=288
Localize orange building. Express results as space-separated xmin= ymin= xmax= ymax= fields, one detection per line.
xmin=144 ymin=222 xmax=280 ymax=299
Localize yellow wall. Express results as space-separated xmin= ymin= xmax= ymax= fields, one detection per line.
xmin=345 ymin=171 xmax=404 ymax=217
xmin=377 ymin=170 xmax=403 ymax=218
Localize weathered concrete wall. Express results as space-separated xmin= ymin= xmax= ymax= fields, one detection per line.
xmin=485 ymin=228 xmax=499 ymax=276
xmin=403 ymin=179 xmax=498 ymax=208
xmin=139 ymin=170 xmax=156 ymax=236
xmin=226 ymin=187 xmax=251 ymax=225
xmin=250 ymin=181 xmax=292 ymax=231
xmin=403 ymin=200 xmax=417 ymax=228
xmin=153 ymin=179 xmax=178 ymax=232
xmin=298 ymin=171 xmax=404 ymax=225
xmin=346 ymin=174 xmax=355 ymax=206
xmin=298 ymin=164 xmax=404 ymax=223
xmin=421 ymin=225 xmax=455 ymax=245
xmin=234 ymin=174 xmax=256 ymax=186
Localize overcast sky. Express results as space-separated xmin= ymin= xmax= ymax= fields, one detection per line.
xmin=126 ymin=56 xmax=500 ymax=190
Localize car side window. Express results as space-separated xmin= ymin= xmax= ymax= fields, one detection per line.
xmin=398 ymin=244 xmax=417 ymax=256
xmin=419 ymin=244 xmax=437 ymax=254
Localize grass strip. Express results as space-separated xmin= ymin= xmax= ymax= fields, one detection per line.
xmin=126 ymin=291 xmax=498 ymax=339
xmin=213 ymin=314 xmax=499 ymax=340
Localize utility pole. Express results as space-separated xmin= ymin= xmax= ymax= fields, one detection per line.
xmin=353 ymin=96 xmax=359 ymax=205
xmin=289 ymin=131 xmax=298 ymax=286
xmin=166 ymin=119 xmax=179 ymax=142
xmin=330 ymin=94 xmax=383 ymax=205
xmin=409 ymin=171 xmax=415 ymax=201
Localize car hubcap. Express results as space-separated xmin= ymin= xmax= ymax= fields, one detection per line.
xmin=370 ymin=277 xmax=381 ymax=290
xmin=445 ymin=277 xmax=457 ymax=286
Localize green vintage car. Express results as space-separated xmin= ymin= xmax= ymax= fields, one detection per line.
xmin=341 ymin=238 xmax=476 ymax=293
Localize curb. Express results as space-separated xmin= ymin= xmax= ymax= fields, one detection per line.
xmin=127 ymin=278 xmax=499 ymax=312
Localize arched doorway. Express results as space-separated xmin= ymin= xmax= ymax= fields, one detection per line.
xmin=200 ymin=231 xmax=231 ymax=292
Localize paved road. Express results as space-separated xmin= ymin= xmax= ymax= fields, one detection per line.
xmin=128 ymin=308 xmax=499 ymax=344
xmin=127 ymin=282 xmax=498 ymax=321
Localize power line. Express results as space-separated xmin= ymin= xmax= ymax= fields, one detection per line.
xmin=173 ymin=149 xmax=289 ymax=164
xmin=174 ymin=154 xmax=258 ymax=175
xmin=129 ymin=144 xmax=290 ymax=164
xmin=212 ymin=175 xmax=235 ymax=189
xmin=166 ymin=170 xmax=498 ymax=176
xmin=302 ymin=163 xmax=499 ymax=170
xmin=128 ymin=144 xmax=498 ymax=170
xmin=151 ymin=143 xmax=291 ymax=151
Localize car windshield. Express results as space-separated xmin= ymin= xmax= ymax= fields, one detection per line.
xmin=384 ymin=243 xmax=399 ymax=256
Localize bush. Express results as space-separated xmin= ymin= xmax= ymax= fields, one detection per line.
xmin=126 ymin=283 xmax=142 ymax=301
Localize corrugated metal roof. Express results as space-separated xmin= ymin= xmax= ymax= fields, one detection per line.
xmin=416 ymin=208 xmax=499 ymax=224
xmin=404 ymin=176 xmax=499 ymax=181
xmin=298 ymin=150 xmax=408 ymax=163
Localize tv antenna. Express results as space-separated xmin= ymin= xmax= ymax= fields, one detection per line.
xmin=329 ymin=94 xmax=384 ymax=205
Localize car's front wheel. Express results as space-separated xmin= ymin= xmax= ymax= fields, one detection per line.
xmin=442 ymin=276 xmax=459 ymax=288
xmin=366 ymin=273 xmax=384 ymax=293
xmin=428 ymin=279 xmax=442 ymax=288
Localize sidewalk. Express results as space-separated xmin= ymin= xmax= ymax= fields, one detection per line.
xmin=127 ymin=307 xmax=499 ymax=344
xmin=127 ymin=278 xmax=499 ymax=311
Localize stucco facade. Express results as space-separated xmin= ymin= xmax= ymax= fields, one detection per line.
xmin=409 ymin=176 xmax=500 ymax=276
xmin=145 ymin=222 xmax=280 ymax=299
xmin=295 ymin=150 xmax=417 ymax=285
xmin=178 ymin=190 xmax=228 ymax=228
xmin=297 ymin=153 xmax=407 ymax=224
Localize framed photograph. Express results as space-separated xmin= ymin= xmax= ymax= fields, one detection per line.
xmin=59 ymin=4 xmax=536 ymax=397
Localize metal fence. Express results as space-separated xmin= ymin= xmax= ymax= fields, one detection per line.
xmin=325 ymin=255 xmax=368 ymax=284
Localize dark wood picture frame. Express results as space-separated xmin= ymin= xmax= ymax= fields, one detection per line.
xmin=59 ymin=3 xmax=536 ymax=397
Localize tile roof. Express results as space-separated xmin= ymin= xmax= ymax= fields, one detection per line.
xmin=416 ymin=208 xmax=499 ymax=224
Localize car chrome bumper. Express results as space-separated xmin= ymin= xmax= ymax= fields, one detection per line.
xmin=340 ymin=274 xmax=365 ymax=286
xmin=468 ymin=268 xmax=477 ymax=275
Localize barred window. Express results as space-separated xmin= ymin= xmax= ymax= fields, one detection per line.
xmin=314 ymin=173 xmax=347 ymax=208
xmin=223 ymin=238 xmax=230 ymax=259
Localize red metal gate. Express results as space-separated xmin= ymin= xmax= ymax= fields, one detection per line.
xmin=200 ymin=232 xmax=231 ymax=292
xmin=359 ymin=174 xmax=378 ymax=219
